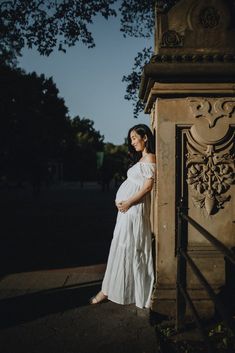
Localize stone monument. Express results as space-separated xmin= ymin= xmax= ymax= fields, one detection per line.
xmin=139 ymin=0 xmax=235 ymax=317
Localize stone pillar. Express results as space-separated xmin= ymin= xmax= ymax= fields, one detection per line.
xmin=140 ymin=0 xmax=235 ymax=317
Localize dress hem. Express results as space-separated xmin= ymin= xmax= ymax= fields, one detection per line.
xmin=105 ymin=295 xmax=150 ymax=309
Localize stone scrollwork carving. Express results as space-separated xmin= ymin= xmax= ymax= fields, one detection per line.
xmin=199 ymin=6 xmax=220 ymax=29
xmin=189 ymin=98 xmax=235 ymax=128
xmin=186 ymin=132 xmax=235 ymax=215
xmin=186 ymin=98 xmax=235 ymax=215
xmin=160 ymin=30 xmax=184 ymax=48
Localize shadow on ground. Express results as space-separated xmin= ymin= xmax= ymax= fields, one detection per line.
xmin=0 ymin=281 xmax=101 ymax=329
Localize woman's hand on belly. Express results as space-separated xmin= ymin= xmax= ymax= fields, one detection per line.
xmin=116 ymin=200 xmax=131 ymax=213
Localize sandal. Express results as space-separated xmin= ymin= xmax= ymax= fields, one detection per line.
xmin=89 ymin=291 xmax=108 ymax=305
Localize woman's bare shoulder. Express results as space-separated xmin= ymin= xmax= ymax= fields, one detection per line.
xmin=145 ymin=153 xmax=156 ymax=163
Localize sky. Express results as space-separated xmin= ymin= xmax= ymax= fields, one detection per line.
xmin=17 ymin=10 xmax=153 ymax=145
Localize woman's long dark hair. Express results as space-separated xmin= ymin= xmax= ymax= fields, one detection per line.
xmin=127 ymin=124 xmax=155 ymax=166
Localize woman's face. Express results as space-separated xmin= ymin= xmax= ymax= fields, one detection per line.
xmin=130 ymin=130 xmax=147 ymax=152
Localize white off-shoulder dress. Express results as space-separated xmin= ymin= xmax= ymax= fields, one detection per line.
xmin=101 ymin=162 xmax=155 ymax=308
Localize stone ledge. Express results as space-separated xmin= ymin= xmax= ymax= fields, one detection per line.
xmin=139 ymin=61 xmax=235 ymax=104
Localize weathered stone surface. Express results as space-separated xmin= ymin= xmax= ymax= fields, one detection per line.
xmin=141 ymin=0 xmax=235 ymax=320
xmin=155 ymin=0 xmax=235 ymax=55
xmin=149 ymin=95 xmax=235 ymax=317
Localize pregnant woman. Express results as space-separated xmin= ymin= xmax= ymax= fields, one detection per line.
xmin=90 ymin=124 xmax=156 ymax=309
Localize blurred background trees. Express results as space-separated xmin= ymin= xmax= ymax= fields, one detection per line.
xmin=0 ymin=64 xmax=129 ymax=187
xmin=99 ymin=142 xmax=129 ymax=190
xmin=0 ymin=65 xmax=70 ymax=186
xmin=64 ymin=116 xmax=104 ymax=184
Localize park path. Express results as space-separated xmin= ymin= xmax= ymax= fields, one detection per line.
xmin=0 ymin=265 xmax=158 ymax=353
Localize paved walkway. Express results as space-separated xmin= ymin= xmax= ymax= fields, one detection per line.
xmin=0 ymin=264 xmax=158 ymax=353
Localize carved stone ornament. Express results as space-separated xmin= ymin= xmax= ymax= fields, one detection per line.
xmin=150 ymin=54 xmax=235 ymax=63
xmin=199 ymin=6 xmax=220 ymax=29
xmin=189 ymin=98 xmax=235 ymax=128
xmin=160 ymin=30 xmax=184 ymax=48
xmin=186 ymin=98 xmax=235 ymax=215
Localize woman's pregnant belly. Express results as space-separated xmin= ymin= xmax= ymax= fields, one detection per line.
xmin=115 ymin=179 xmax=139 ymax=203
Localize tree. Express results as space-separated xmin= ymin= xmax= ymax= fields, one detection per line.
xmin=63 ymin=116 xmax=104 ymax=182
xmin=99 ymin=142 xmax=129 ymax=190
xmin=0 ymin=65 xmax=107 ymax=184
xmin=122 ymin=47 xmax=153 ymax=118
xmin=0 ymin=65 xmax=70 ymax=183
xmin=0 ymin=0 xmax=116 ymax=66
xmin=0 ymin=0 xmax=179 ymax=114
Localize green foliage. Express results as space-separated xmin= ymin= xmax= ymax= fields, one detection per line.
xmin=96 ymin=142 xmax=129 ymax=189
xmin=0 ymin=64 xmax=70 ymax=179
xmin=72 ymin=116 xmax=104 ymax=150
xmin=63 ymin=116 xmax=104 ymax=181
xmin=0 ymin=65 xmax=106 ymax=182
xmin=119 ymin=0 xmax=155 ymax=38
xmin=155 ymin=320 xmax=235 ymax=353
xmin=104 ymin=142 xmax=129 ymax=178
xmin=208 ymin=322 xmax=235 ymax=351
xmin=122 ymin=46 xmax=153 ymax=118
xmin=0 ymin=0 xmax=116 ymax=65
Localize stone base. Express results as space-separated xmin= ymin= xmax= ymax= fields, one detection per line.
xmin=151 ymin=286 xmax=216 ymax=319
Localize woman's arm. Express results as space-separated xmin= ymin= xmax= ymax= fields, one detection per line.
xmin=117 ymin=178 xmax=154 ymax=213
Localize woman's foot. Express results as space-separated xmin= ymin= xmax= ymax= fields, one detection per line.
xmin=90 ymin=291 xmax=108 ymax=304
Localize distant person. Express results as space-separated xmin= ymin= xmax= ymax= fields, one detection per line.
xmin=90 ymin=124 xmax=156 ymax=309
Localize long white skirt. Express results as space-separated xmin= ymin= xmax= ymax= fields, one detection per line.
xmin=101 ymin=208 xmax=154 ymax=309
